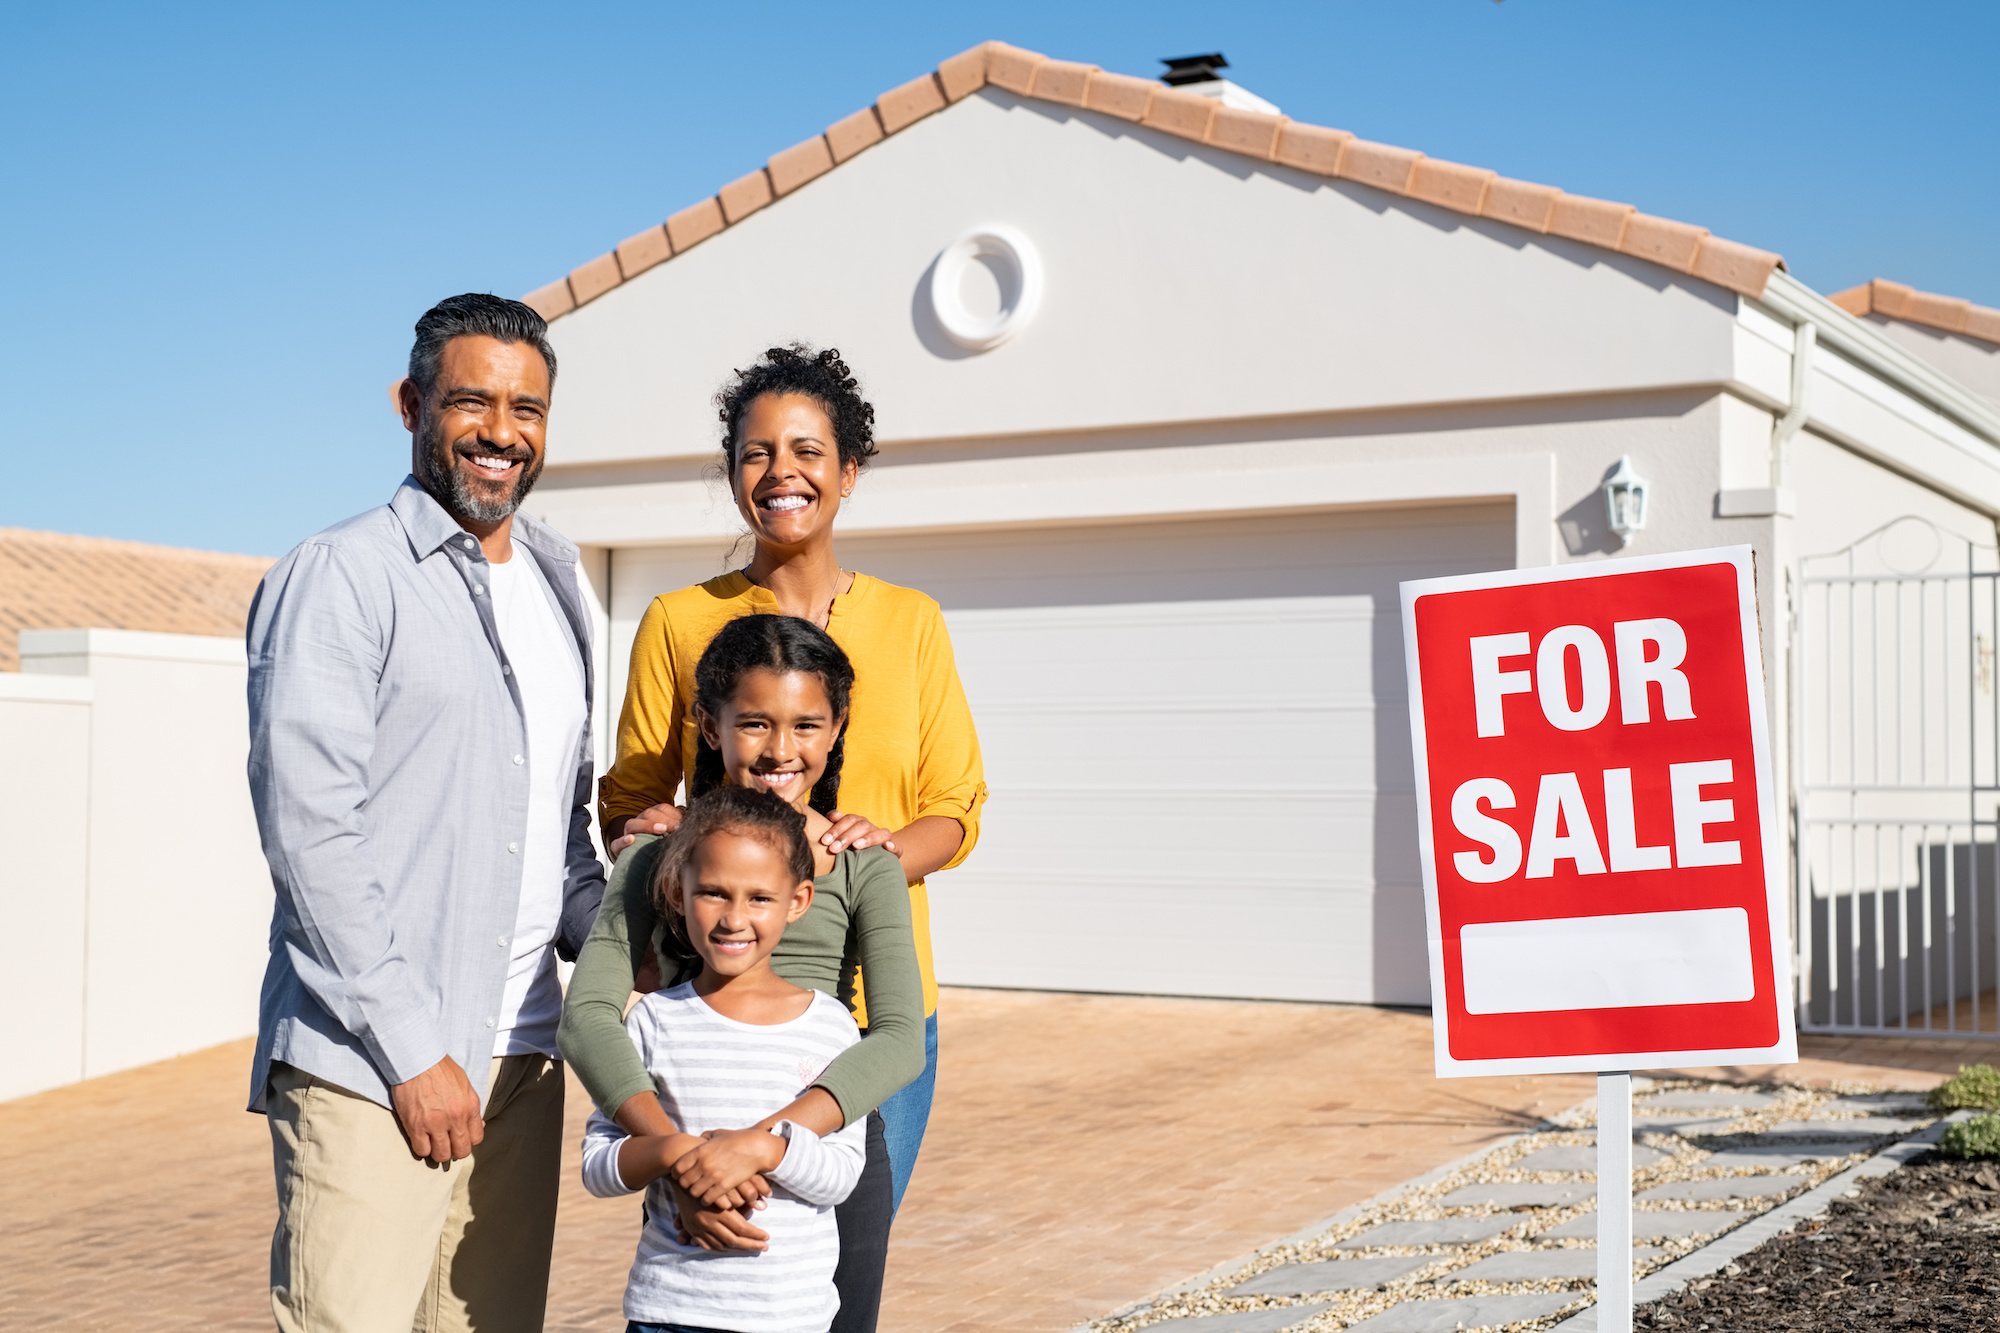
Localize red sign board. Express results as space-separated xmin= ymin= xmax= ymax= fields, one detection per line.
xmin=1402 ymin=547 xmax=1796 ymax=1076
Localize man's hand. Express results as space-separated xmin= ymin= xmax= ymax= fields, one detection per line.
xmin=670 ymin=1177 xmax=770 ymax=1253
xmin=674 ymin=1128 xmax=786 ymax=1207
xmin=609 ymin=803 xmax=684 ymax=861
xmin=390 ymin=1056 xmax=484 ymax=1164
xmin=821 ymin=810 xmax=898 ymax=856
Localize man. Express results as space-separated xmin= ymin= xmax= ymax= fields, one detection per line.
xmin=246 ymin=293 xmax=603 ymax=1332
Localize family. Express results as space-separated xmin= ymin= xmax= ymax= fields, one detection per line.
xmin=245 ymin=292 xmax=985 ymax=1333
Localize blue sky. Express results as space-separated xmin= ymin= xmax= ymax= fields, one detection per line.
xmin=3 ymin=1 xmax=1994 ymax=556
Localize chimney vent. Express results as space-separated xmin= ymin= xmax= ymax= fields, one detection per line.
xmin=1160 ymin=53 xmax=1229 ymax=87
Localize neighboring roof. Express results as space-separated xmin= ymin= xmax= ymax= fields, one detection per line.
xmin=523 ymin=40 xmax=1786 ymax=324
xmin=0 ymin=528 xmax=271 ymax=672
xmin=1830 ymin=279 xmax=2000 ymax=346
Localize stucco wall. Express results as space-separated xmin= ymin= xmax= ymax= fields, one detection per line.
xmin=1 ymin=630 xmax=267 ymax=1101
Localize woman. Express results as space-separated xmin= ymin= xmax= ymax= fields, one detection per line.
xmin=588 ymin=344 xmax=984 ymax=1207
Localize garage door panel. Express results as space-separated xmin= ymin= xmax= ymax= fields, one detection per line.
xmin=973 ymin=792 xmax=1381 ymax=883
xmin=974 ymin=709 xmax=1376 ymax=789
xmin=929 ymin=873 xmax=1382 ymax=1003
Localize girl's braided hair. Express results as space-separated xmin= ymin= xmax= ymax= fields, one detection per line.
xmin=647 ymin=785 xmax=816 ymax=979
xmin=716 ymin=344 xmax=879 ymax=472
xmin=689 ymin=614 xmax=854 ymax=817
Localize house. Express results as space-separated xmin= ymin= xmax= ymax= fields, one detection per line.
xmin=518 ymin=41 xmax=2000 ymax=1024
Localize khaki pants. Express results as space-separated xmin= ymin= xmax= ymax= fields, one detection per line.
xmin=267 ymin=1055 xmax=565 ymax=1333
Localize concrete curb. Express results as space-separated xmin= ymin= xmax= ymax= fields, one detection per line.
xmin=1064 ymin=1090 xmax=1617 ymax=1333
xmin=1548 ymin=1109 xmax=1970 ymax=1330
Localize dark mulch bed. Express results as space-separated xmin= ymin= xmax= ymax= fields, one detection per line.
xmin=1634 ymin=1154 xmax=2000 ymax=1330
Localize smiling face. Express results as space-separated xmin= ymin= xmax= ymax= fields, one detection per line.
xmin=698 ymin=667 xmax=845 ymax=812
xmin=404 ymin=334 xmax=551 ymax=526
xmin=668 ymin=829 xmax=814 ymax=981
xmin=730 ymin=392 xmax=858 ymax=553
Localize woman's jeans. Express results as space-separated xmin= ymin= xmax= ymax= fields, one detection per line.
xmin=873 ymin=1014 xmax=938 ymax=1214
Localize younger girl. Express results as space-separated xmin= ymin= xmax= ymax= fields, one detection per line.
xmin=560 ymin=615 xmax=922 ymax=1333
xmin=581 ymin=783 xmax=866 ymax=1333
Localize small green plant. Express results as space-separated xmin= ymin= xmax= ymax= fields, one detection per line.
xmin=1929 ymin=1064 xmax=2000 ymax=1112
xmin=1940 ymin=1113 xmax=2000 ymax=1160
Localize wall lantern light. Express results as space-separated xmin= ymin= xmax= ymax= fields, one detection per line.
xmin=1603 ymin=456 xmax=1649 ymax=548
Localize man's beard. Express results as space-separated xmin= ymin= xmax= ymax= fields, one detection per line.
xmin=416 ymin=418 xmax=543 ymax=524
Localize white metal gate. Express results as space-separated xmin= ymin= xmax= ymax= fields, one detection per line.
xmin=1795 ymin=518 xmax=2000 ymax=1037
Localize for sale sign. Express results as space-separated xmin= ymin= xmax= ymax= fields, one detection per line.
xmin=1401 ymin=546 xmax=1796 ymax=1077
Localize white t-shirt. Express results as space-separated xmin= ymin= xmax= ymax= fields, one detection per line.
xmin=487 ymin=549 xmax=586 ymax=1057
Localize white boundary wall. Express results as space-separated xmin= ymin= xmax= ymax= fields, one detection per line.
xmin=0 ymin=628 xmax=267 ymax=1101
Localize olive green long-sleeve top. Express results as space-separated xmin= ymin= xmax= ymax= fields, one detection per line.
xmin=558 ymin=834 xmax=925 ymax=1127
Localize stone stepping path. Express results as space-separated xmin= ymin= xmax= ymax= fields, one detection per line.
xmin=1232 ymin=1256 xmax=1431 ymax=1296
xmin=1344 ymin=1293 xmax=1576 ymax=1331
xmin=1544 ymin=1208 xmax=1745 ymax=1240
xmin=1089 ymin=1082 xmax=1936 ymax=1333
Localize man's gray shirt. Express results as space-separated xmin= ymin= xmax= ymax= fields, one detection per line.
xmin=245 ymin=477 xmax=605 ymax=1112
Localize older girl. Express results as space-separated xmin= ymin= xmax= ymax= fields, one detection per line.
xmin=563 ymin=614 xmax=920 ymax=1333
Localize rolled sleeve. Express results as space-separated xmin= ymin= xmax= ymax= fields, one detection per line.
xmin=247 ymin=543 xmax=446 ymax=1086
xmin=912 ymin=602 xmax=987 ymax=872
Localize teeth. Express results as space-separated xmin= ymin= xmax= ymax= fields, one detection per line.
xmin=763 ymin=495 xmax=808 ymax=511
xmin=472 ymin=456 xmax=515 ymax=471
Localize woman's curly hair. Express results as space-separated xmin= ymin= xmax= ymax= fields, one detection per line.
xmin=716 ymin=344 xmax=879 ymax=473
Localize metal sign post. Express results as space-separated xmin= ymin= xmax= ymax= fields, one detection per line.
xmin=1597 ymin=1072 xmax=1633 ymax=1333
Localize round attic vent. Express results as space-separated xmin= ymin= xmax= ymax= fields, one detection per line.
xmin=929 ymin=225 xmax=1042 ymax=352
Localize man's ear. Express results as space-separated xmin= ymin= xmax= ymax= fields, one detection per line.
xmin=393 ymin=377 xmax=421 ymax=433
xmin=786 ymin=879 xmax=815 ymax=925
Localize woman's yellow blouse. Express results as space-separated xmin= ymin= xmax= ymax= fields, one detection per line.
xmin=598 ymin=571 xmax=987 ymax=1018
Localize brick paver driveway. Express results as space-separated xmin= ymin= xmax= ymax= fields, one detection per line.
xmin=0 ymin=989 xmax=1971 ymax=1333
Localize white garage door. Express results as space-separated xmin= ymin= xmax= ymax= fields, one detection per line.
xmin=610 ymin=501 xmax=1512 ymax=1006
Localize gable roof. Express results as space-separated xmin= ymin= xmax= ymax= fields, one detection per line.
xmin=522 ymin=40 xmax=1786 ymax=324
xmin=1830 ymin=279 xmax=2000 ymax=346
xmin=0 ymin=528 xmax=271 ymax=672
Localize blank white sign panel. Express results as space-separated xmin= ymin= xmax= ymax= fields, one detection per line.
xmin=1458 ymin=908 xmax=1756 ymax=1015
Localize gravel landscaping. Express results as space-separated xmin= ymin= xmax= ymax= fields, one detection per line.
xmin=1633 ymin=1152 xmax=2000 ymax=1331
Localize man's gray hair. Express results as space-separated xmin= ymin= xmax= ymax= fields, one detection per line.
xmin=407 ymin=293 xmax=557 ymax=397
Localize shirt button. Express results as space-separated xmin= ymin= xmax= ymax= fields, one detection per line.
xmin=497 ymin=935 xmax=508 ymax=947
xmin=507 ymin=842 xmax=519 ymax=854
xmin=474 ymin=584 xmax=485 ymax=595
xmin=513 ymin=754 xmax=524 ymax=766
xmin=503 ymin=665 xmax=512 ymax=675
xmin=485 ymin=1017 xmax=495 ymax=1029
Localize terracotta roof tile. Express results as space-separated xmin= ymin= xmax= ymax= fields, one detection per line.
xmin=1082 ymin=70 xmax=1155 ymax=121
xmin=876 ymin=73 xmax=947 ymax=133
xmin=717 ymin=168 xmax=774 ymax=224
xmin=1028 ymin=59 xmax=1096 ymax=108
xmin=1273 ymin=122 xmax=1353 ymax=175
xmin=768 ymin=135 xmax=835 ymax=196
xmin=1548 ymin=194 xmax=1635 ymax=248
xmin=523 ymin=39 xmax=1796 ymax=316
xmin=1691 ymin=235 xmax=1782 ymax=295
xmin=0 ymin=529 xmax=271 ymax=673
xmin=522 ymin=278 xmax=575 ymax=321
xmin=1832 ymin=279 xmax=2000 ymax=346
xmin=825 ymin=107 xmax=885 ymax=163
xmin=1141 ymin=87 xmax=1217 ymax=142
xmin=1409 ymin=158 xmax=1494 ymax=214
xmin=666 ymin=197 xmax=726 ymax=252
xmin=1208 ymin=106 xmax=1285 ymax=160
xmin=937 ymin=43 xmax=992 ymax=103
xmin=1481 ymin=177 xmax=1559 ymax=231
xmin=615 ymin=224 xmax=672 ymax=279
xmin=1339 ymin=139 xmax=1422 ymax=193
xmin=983 ymin=42 xmax=1045 ymax=95
xmin=568 ymin=252 xmax=623 ymax=306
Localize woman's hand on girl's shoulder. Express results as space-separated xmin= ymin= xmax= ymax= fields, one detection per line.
xmin=820 ymin=810 xmax=898 ymax=857
xmin=610 ymin=803 xmax=685 ymax=860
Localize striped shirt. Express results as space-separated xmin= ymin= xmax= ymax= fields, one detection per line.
xmin=581 ymin=982 xmax=865 ymax=1333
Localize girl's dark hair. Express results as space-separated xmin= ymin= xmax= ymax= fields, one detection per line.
xmin=649 ymin=786 xmax=815 ymax=977
xmin=716 ymin=344 xmax=878 ymax=473
xmin=690 ymin=614 xmax=854 ymax=816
